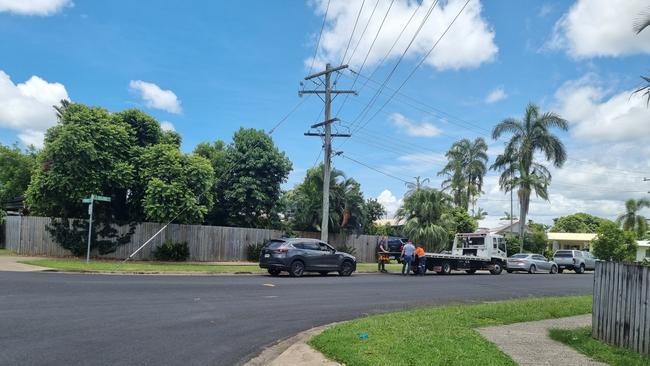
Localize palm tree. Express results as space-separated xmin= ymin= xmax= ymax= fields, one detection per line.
xmin=405 ymin=176 xmax=430 ymax=196
xmin=634 ymin=12 xmax=650 ymax=105
xmin=438 ymin=138 xmax=487 ymax=211
xmin=500 ymin=211 xmax=518 ymax=221
xmin=396 ymin=188 xmax=453 ymax=252
xmin=472 ymin=207 xmax=488 ymax=220
xmin=491 ymin=103 xmax=568 ymax=251
xmin=616 ymin=198 xmax=650 ymax=239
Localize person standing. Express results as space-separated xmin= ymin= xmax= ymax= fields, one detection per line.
xmin=377 ymin=236 xmax=389 ymax=273
xmin=415 ymin=244 xmax=426 ymax=275
xmin=401 ymin=240 xmax=415 ymax=275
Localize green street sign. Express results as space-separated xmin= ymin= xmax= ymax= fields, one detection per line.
xmin=93 ymin=195 xmax=112 ymax=202
xmin=82 ymin=198 xmax=92 ymax=203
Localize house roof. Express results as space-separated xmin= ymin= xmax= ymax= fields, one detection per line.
xmin=547 ymin=232 xmax=597 ymax=242
xmin=374 ymin=218 xmax=406 ymax=226
xmin=637 ymin=240 xmax=650 ymax=248
xmin=490 ymin=220 xmax=521 ymax=233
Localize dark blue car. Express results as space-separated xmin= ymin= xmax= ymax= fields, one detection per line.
xmin=259 ymin=238 xmax=356 ymax=277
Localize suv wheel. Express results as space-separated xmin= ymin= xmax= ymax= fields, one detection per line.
xmin=289 ymin=261 xmax=305 ymax=277
xmin=575 ymin=263 xmax=585 ymax=274
xmin=268 ymin=268 xmax=281 ymax=276
xmin=338 ymin=261 xmax=354 ymax=276
xmin=528 ymin=264 xmax=536 ymax=274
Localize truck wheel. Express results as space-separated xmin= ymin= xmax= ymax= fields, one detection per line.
xmin=528 ymin=265 xmax=536 ymax=274
xmin=575 ymin=264 xmax=585 ymax=274
xmin=465 ymin=269 xmax=476 ymax=274
xmin=441 ymin=262 xmax=452 ymax=275
xmin=490 ymin=263 xmax=503 ymax=275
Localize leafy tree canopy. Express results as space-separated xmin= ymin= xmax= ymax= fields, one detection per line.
xmin=551 ymin=212 xmax=611 ymax=233
xmin=592 ymin=221 xmax=637 ymax=262
xmin=0 ymin=143 xmax=37 ymax=204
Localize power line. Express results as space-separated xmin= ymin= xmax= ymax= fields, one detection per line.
xmin=336 ymin=1 xmax=424 ymax=116
xmin=335 ymin=0 xmax=366 ymax=83
xmin=352 ymin=0 xmax=472 ymax=135
xmin=343 ymin=0 xmax=381 ymax=67
xmin=307 ymin=0 xmax=332 ymax=76
xmin=343 ymin=0 xmax=441 ymax=134
xmin=340 ymin=153 xmax=411 ymax=184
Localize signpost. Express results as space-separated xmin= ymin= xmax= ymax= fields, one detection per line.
xmin=82 ymin=194 xmax=112 ymax=263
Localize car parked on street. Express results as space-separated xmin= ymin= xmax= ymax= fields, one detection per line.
xmin=506 ymin=253 xmax=558 ymax=274
xmin=259 ymin=238 xmax=357 ymax=277
xmin=553 ymin=250 xmax=596 ymax=273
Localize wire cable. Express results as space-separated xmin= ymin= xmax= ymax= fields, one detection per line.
xmin=307 ymin=0 xmax=332 ymax=76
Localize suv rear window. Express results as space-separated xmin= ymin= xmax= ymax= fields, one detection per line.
xmin=554 ymin=251 xmax=573 ymax=257
xmin=265 ymin=240 xmax=286 ymax=249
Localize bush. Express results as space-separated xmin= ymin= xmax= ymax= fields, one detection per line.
xmin=246 ymin=242 xmax=265 ymax=262
xmin=592 ymin=222 xmax=637 ymax=262
xmin=153 ymin=241 xmax=189 ymax=261
xmin=336 ymin=243 xmax=357 ymax=256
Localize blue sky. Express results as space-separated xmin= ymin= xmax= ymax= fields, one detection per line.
xmin=1 ymin=0 xmax=650 ymax=226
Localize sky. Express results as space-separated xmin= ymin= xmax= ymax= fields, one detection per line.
xmin=1 ymin=0 xmax=650 ymax=227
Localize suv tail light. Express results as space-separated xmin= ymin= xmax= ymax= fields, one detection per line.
xmin=275 ymin=247 xmax=289 ymax=253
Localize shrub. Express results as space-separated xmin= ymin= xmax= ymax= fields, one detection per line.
xmin=153 ymin=241 xmax=189 ymax=261
xmin=246 ymin=242 xmax=266 ymax=262
xmin=336 ymin=243 xmax=357 ymax=256
xmin=592 ymin=222 xmax=637 ymax=262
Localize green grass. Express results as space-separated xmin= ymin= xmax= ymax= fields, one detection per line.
xmin=18 ymin=258 xmax=402 ymax=274
xmin=549 ymin=327 xmax=650 ymax=366
xmin=0 ymin=248 xmax=15 ymax=256
xmin=310 ymin=295 xmax=593 ymax=366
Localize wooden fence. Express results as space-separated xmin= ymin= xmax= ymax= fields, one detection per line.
xmin=592 ymin=261 xmax=650 ymax=356
xmin=2 ymin=216 xmax=382 ymax=262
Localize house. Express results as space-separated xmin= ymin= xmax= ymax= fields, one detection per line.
xmin=547 ymin=232 xmax=597 ymax=251
xmin=487 ymin=220 xmax=529 ymax=236
xmin=636 ymin=241 xmax=650 ymax=262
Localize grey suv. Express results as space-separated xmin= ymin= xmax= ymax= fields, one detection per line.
xmin=553 ymin=250 xmax=597 ymax=273
xmin=259 ymin=238 xmax=357 ymax=277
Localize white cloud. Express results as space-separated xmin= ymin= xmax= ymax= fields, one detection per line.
xmin=554 ymin=74 xmax=650 ymax=141
xmin=0 ymin=0 xmax=72 ymax=15
xmin=160 ymin=121 xmax=175 ymax=132
xmin=390 ymin=112 xmax=442 ymax=137
xmin=129 ymin=80 xmax=181 ymax=114
xmin=307 ymin=0 xmax=497 ymax=71
xmin=0 ymin=70 xmax=69 ymax=147
xmin=538 ymin=3 xmax=554 ymax=18
xmin=547 ymin=0 xmax=650 ymax=58
xmin=485 ymin=86 xmax=507 ymax=104
xmin=377 ymin=189 xmax=402 ymax=218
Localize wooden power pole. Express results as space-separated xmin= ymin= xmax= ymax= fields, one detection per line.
xmin=300 ymin=63 xmax=356 ymax=242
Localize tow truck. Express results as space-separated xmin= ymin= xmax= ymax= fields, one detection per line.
xmin=421 ymin=232 xmax=507 ymax=275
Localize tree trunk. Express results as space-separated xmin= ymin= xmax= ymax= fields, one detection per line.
xmin=517 ymin=188 xmax=530 ymax=253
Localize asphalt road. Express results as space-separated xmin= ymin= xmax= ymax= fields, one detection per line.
xmin=0 ymin=271 xmax=594 ymax=366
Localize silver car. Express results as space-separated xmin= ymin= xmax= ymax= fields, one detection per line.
xmin=506 ymin=253 xmax=558 ymax=274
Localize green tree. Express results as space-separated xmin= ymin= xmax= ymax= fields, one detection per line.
xmin=396 ymin=188 xmax=453 ymax=252
xmin=216 ymin=128 xmax=292 ymax=228
xmin=592 ymin=221 xmax=637 ymax=262
xmin=285 ymin=165 xmax=381 ymax=234
xmin=447 ymin=207 xmax=478 ymax=245
xmin=405 ymin=176 xmax=430 ymax=196
xmin=616 ymin=198 xmax=650 ymax=239
xmin=551 ymin=212 xmax=611 ymax=233
xmin=193 ymin=140 xmax=228 ymax=224
xmin=491 ymin=103 xmax=568 ymax=251
xmin=438 ymin=138 xmax=487 ymax=210
xmin=138 ymin=144 xmax=214 ymax=224
xmin=472 ymin=207 xmax=488 ymax=220
xmin=0 ymin=143 xmax=37 ymax=204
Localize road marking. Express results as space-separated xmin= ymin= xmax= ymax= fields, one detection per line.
xmin=264 ymin=295 xmax=278 ymax=299
xmin=262 ymin=283 xmax=275 ymax=287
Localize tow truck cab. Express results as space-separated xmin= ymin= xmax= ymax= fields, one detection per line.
xmin=452 ymin=232 xmax=508 ymax=259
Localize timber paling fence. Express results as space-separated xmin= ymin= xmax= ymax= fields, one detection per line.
xmin=3 ymin=216 xmax=382 ymax=262
xmin=592 ymin=261 xmax=650 ymax=356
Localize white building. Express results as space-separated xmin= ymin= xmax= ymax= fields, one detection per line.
xmin=636 ymin=241 xmax=650 ymax=262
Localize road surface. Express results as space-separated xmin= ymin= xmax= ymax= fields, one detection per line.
xmin=0 ymin=271 xmax=594 ymax=366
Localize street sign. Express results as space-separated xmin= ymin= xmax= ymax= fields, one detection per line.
xmin=82 ymin=198 xmax=92 ymax=203
xmin=93 ymin=195 xmax=112 ymax=202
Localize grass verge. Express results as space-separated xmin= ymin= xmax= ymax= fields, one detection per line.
xmin=549 ymin=327 xmax=650 ymax=366
xmin=19 ymin=258 xmax=402 ymax=274
xmin=0 ymin=248 xmax=15 ymax=256
xmin=310 ymin=295 xmax=593 ymax=366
